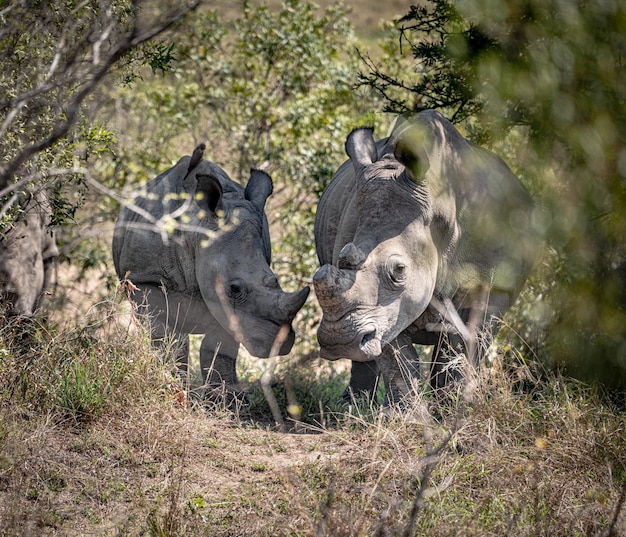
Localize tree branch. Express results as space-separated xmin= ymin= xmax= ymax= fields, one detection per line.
xmin=0 ymin=0 xmax=201 ymax=193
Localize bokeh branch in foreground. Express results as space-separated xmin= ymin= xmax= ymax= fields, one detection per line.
xmin=0 ymin=0 xmax=200 ymax=199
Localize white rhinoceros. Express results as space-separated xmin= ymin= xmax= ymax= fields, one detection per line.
xmin=112 ymin=146 xmax=309 ymax=399
xmin=313 ymin=110 xmax=538 ymax=404
xmin=0 ymin=191 xmax=58 ymax=317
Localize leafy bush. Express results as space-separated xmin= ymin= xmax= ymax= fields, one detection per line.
xmin=360 ymin=0 xmax=626 ymax=390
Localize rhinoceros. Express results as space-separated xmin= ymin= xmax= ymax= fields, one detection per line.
xmin=313 ymin=110 xmax=538 ymax=404
xmin=112 ymin=145 xmax=310 ymax=398
xmin=0 ymin=191 xmax=58 ymax=317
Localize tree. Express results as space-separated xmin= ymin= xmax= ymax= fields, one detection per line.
xmin=0 ymin=0 xmax=200 ymax=234
xmin=356 ymin=1 xmax=486 ymax=124
xmin=359 ymin=0 xmax=626 ymax=389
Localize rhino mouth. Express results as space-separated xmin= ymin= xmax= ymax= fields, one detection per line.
xmin=317 ymin=322 xmax=382 ymax=362
xmin=240 ymin=322 xmax=296 ymax=358
xmin=0 ymin=291 xmax=29 ymax=317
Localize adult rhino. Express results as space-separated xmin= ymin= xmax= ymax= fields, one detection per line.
xmin=0 ymin=191 xmax=58 ymax=317
xmin=113 ymin=145 xmax=309 ymax=399
xmin=314 ymin=110 xmax=538 ymax=404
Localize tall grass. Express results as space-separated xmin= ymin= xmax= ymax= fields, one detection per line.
xmin=0 ymin=302 xmax=171 ymax=425
xmin=0 ymin=300 xmax=624 ymax=536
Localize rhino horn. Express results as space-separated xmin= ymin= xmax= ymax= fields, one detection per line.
xmin=313 ymin=264 xmax=354 ymax=314
xmin=278 ymin=286 xmax=310 ymax=320
xmin=337 ymin=242 xmax=366 ymax=269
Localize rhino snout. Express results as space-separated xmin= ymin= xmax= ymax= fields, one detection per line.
xmin=317 ymin=319 xmax=382 ymax=362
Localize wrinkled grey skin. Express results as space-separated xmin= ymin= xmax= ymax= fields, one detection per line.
xmin=314 ymin=110 xmax=538 ymax=404
xmin=113 ymin=148 xmax=309 ymax=395
xmin=0 ymin=191 xmax=58 ymax=317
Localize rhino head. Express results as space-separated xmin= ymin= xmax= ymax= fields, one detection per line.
xmin=192 ymin=168 xmax=310 ymax=357
xmin=313 ymin=125 xmax=439 ymax=362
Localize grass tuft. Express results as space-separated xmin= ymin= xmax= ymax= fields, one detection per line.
xmin=0 ymin=301 xmax=625 ymax=536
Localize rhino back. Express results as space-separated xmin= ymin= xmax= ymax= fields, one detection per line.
xmin=434 ymin=133 xmax=537 ymax=297
xmin=112 ymin=158 xmax=243 ymax=295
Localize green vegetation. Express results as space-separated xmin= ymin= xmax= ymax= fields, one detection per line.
xmin=358 ymin=0 xmax=626 ymax=389
xmin=1 ymin=0 xmax=625 ymax=535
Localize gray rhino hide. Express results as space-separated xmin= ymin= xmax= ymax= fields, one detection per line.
xmin=0 ymin=191 xmax=58 ymax=317
xmin=313 ymin=110 xmax=539 ymax=404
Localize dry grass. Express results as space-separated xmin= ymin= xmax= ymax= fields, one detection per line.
xmin=0 ymin=295 xmax=625 ymax=536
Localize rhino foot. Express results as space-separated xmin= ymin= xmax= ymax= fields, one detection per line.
xmin=341 ymin=388 xmax=377 ymax=409
xmin=200 ymin=383 xmax=250 ymax=411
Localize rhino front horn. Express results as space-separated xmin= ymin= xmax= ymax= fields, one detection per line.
xmin=279 ymin=286 xmax=310 ymax=320
xmin=313 ymin=264 xmax=354 ymax=315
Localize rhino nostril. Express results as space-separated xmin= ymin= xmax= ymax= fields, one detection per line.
xmin=360 ymin=328 xmax=376 ymax=347
xmin=360 ymin=329 xmax=375 ymax=345
xmin=358 ymin=328 xmax=382 ymax=357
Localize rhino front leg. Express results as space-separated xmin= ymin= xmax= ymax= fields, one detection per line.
xmin=199 ymin=335 xmax=238 ymax=387
xmin=430 ymin=336 xmax=462 ymax=391
xmin=137 ymin=284 xmax=195 ymax=375
xmin=199 ymin=332 xmax=249 ymax=407
xmin=151 ymin=324 xmax=191 ymax=376
xmin=342 ymin=360 xmax=380 ymax=404
xmin=429 ymin=287 xmax=510 ymax=396
xmin=378 ymin=332 xmax=420 ymax=407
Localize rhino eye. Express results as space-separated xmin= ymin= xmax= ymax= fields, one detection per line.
xmin=392 ymin=263 xmax=407 ymax=282
xmin=228 ymin=279 xmax=248 ymax=303
xmin=384 ymin=256 xmax=408 ymax=289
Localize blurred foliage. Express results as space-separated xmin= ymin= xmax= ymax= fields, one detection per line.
xmin=0 ymin=0 xmax=198 ymax=281
xmin=103 ymin=0 xmax=383 ymax=350
xmin=361 ymin=0 xmax=626 ymax=389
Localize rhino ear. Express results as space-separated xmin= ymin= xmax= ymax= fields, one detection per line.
xmin=196 ymin=174 xmax=223 ymax=214
xmin=245 ymin=169 xmax=273 ymax=210
xmin=393 ymin=124 xmax=431 ymax=182
xmin=345 ymin=127 xmax=377 ymax=169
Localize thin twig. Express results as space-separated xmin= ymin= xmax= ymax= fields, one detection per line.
xmin=401 ymin=429 xmax=455 ymax=537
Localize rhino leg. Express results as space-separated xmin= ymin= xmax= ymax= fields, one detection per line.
xmin=378 ymin=332 xmax=421 ymax=407
xmin=198 ymin=325 xmax=249 ymax=407
xmin=429 ymin=289 xmax=510 ymax=397
xmin=342 ymin=360 xmax=380 ymax=404
xmin=141 ymin=295 xmax=191 ymax=377
xmin=200 ymin=337 xmax=238 ymax=386
xmin=429 ymin=334 xmax=466 ymax=393
xmin=150 ymin=323 xmax=189 ymax=374
xmin=137 ymin=284 xmax=220 ymax=382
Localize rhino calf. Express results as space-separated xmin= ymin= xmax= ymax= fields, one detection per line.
xmin=314 ymin=110 xmax=538 ymax=405
xmin=0 ymin=191 xmax=58 ymax=317
xmin=112 ymin=145 xmax=309 ymax=402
